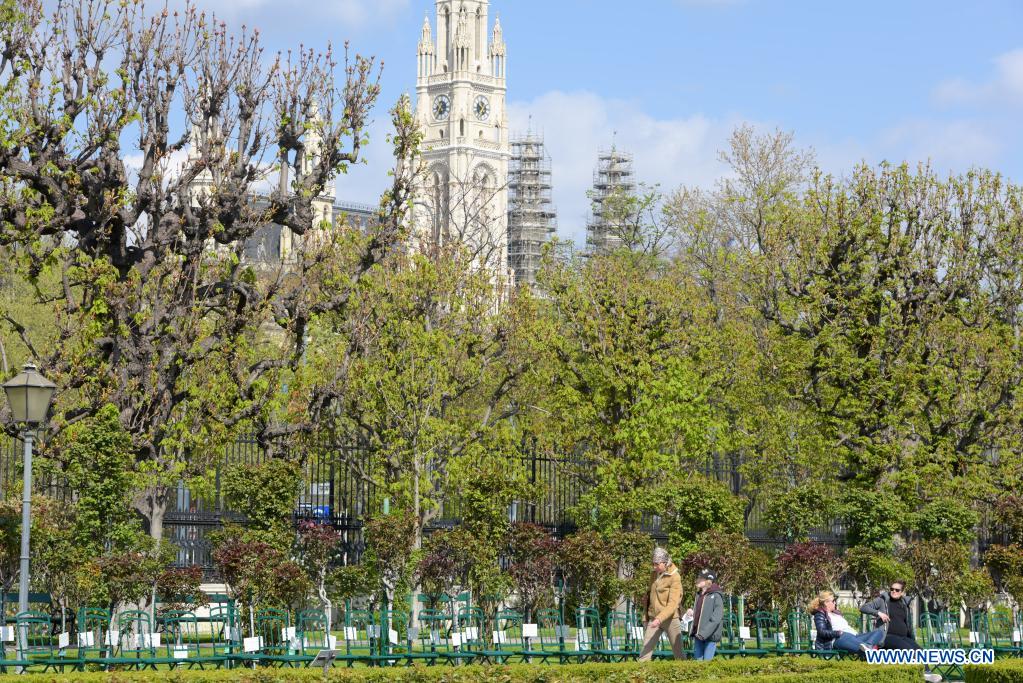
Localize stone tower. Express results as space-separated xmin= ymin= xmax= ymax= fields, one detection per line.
xmin=415 ymin=1 xmax=510 ymax=277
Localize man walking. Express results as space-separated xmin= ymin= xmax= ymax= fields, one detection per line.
xmin=688 ymin=569 xmax=724 ymax=661
xmin=638 ymin=547 xmax=685 ymax=661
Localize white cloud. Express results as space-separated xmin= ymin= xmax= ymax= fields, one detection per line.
xmin=934 ymin=48 xmax=1023 ymax=108
xmin=877 ymin=119 xmax=1001 ymax=172
xmin=507 ymin=91 xmax=740 ymax=246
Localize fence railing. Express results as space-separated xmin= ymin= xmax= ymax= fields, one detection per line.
xmin=0 ymin=433 xmax=848 ymax=575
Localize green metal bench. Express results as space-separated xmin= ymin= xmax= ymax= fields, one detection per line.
xmin=597 ymin=609 xmax=640 ymax=662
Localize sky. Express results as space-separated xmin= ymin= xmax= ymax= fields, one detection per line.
xmin=178 ymin=0 xmax=1023 ymax=246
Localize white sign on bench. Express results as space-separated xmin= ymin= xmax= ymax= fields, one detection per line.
xmin=243 ymin=636 xmax=262 ymax=653
xmin=522 ymin=624 xmax=538 ymax=639
xmin=77 ymin=631 xmax=95 ymax=648
xmin=739 ymin=627 xmax=751 ymax=640
xmin=58 ymin=632 xmax=70 ymax=650
xmin=343 ymin=627 xmax=358 ymax=641
xmin=492 ymin=630 xmax=507 ymax=644
xmin=631 ymin=625 xmax=645 ymax=640
xmin=174 ymin=648 xmax=190 ymax=660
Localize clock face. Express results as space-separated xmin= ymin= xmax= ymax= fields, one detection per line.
xmin=473 ymin=95 xmax=491 ymax=122
xmin=433 ymin=95 xmax=450 ymax=121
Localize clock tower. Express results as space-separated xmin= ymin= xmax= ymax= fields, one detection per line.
xmin=415 ymin=1 xmax=510 ymax=277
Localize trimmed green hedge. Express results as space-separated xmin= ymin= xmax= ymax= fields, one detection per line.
xmin=1 ymin=658 xmax=922 ymax=683
xmin=966 ymin=659 xmax=1023 ymax=683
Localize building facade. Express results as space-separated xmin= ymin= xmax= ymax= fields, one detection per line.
xmin=414 ymin=1 xmax=511 ymax=277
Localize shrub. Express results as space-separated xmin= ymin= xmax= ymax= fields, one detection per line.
xmin=680 ymin=530 xmax=775 ymax=610
xmin=652 ymin=474 xmax=744 ymax=555
xmin=842 ymin=488 xmax=906 ymax=552
xmin=557 ymin=530 xmax=616 ymax=611
xmin=764 ymin=483 xmax=835 ymax=543
xmin=995 ymin=496 xmax=1023 ymax=546
xmin=965 ymin=659 xmax=1023 ymax=683
xmin=608 ymin=530 xmax=656 ymax=608
xmin=900 ymin=539 xmax=970 ymax=608
xmin=506 ymin=522 xmax=560 ymax=621
xmin=221 ymin=458 xmax=302 ymax=549
xmin=2 ymin=657 xmax=923 ymax=682
xmin=914 ymin=499 xmax=980 ymax=544
xmin=985 ymin=544 xmax=1023 ymax=605
xmin=843 ymin=545 xmax=913 ymax=603
xmin=773 ymin=542 xmax=842 ymax=611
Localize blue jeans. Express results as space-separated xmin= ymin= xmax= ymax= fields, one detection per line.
xmin=693 ymin=638 xmax=717 ymax=660
xmin=834 ymin=629 xmax=886 ymax=653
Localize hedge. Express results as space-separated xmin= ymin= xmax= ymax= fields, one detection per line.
xmin=0 ymin=658 xmax=923 ymax=683
xmin=966 ymin=659 xmax=1023 ymax=683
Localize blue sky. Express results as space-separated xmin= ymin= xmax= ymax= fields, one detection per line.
xmin=189 ymin=0 xmax=1023 ymax=245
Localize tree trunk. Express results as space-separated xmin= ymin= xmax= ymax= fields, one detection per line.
xmin=410 ymin=458 xmax=423 ymax=630
xmin=135 ymin=486 xmax=168 ymax=622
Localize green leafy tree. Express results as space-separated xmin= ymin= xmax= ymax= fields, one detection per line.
xmin=610 ymin=531 xmax=656 ymax=610
xmin=843 ymin=545 xmax=914 ymax=604
xmin=956 ymin=569 xmax=996 ymax=611
xmin=995 ymin=496 xmax=1023 ymax=545
xmin=900 ymin=539 xmax=971 ymax=609
xmin=763 ymin=484 xmax=835 ymax=544
xmin=842 ymin=489 xmax=907 ymax=552
xmin=534 ymin=250 xmax=718 ymax=535
xmin=363 ymin=510 xmax=419 ymax=616
xmin=652 ymin=474 xmax=743 ymax=556
xmin=681 ymin=530 xmax=775 ymax=611
xmin=557 ymin=531 xmax=617 ymax=615
xmin=914 ymin=500 xmax=980 ymax=544
xmin=221 ymin=459 xmax=302 ymax=550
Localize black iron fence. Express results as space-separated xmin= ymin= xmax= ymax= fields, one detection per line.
xmin=0 ymin=433 xmax=847 ymax=575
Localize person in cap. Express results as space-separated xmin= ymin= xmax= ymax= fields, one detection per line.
xmin=638 ymin=547 xmax=686 ymax=661
xmin=686 ymin=569 xmax=724 ymax=660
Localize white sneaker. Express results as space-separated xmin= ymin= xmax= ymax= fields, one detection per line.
xmin=923 ymin=673 xmax=942 ymax=683
xmin=859 ymin=643 xmax=871 ymax=653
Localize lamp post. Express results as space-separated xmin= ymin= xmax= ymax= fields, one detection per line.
xmin=2 ymin=363 xmax=56 ymax=615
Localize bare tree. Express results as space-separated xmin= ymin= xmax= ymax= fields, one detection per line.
xmin=0 ymin=0 xmax=419 ymax=550
xmin=416 ymin=151 xmax=511 ymax=281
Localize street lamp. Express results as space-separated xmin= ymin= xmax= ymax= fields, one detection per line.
xmin=2 ymin=363 xmax=56 ymax=615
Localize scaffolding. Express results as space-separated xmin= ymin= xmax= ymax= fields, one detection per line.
xmin=586 ymin=148 xmax=636 ymax=254
xmin=507 ymin=132 xmax=557 ymax=287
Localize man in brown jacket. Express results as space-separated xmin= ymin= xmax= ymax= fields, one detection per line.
xmin=638 ymin=547 xmax=686 ymax=661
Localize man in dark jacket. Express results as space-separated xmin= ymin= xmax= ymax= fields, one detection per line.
xmin=860 ymin=580 xmax=942 ymax=683
xmin=686 ymin=569 xmax=724 ymax=661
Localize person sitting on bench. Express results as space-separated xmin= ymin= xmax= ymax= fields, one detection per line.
xmin=809 ymin=591 xmax=885 ymax=653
